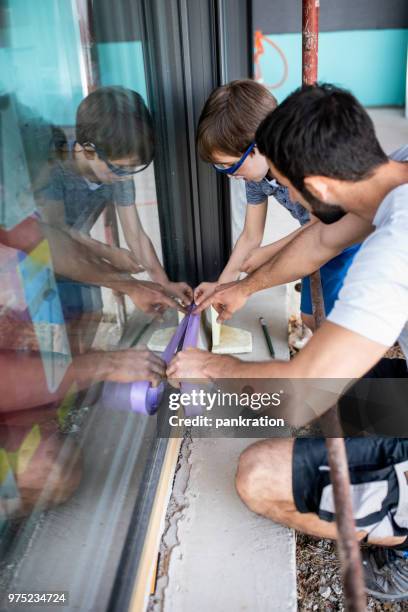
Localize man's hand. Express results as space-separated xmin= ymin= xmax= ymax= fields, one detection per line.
xmin=194 ymin=281 xmax=219 ymax=305
xmin=166 ymin=347 xmax=242 ymax=385
xmin=101 ymin=347 xmax=166 ymax=387
xmin=163 ymin=281 xmax=194 ymax=306
xmin=193 ymin=280 xmax=250 ymax=322
xmin=125 ymin=280 xmax=187 ymax=315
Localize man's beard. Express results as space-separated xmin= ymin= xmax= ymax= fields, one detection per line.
xmin=302 ymin=188 xmax=346 ymax=224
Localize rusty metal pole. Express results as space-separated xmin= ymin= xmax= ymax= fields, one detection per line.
xmin=302 ymin=0 xmax=325 ymax=329
xmin=302 ymin=2 xmax=367 ymax=610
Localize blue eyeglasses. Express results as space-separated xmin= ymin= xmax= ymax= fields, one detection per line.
xmin=82 ymin=142 xmax=152 ymax=176
xmin=212 ymin=142 xmax=256 ymax=175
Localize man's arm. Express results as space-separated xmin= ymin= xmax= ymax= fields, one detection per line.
xmin=167 ymin=321 xmax=388 ymax=426
xmin=240 ymin=218 xmax=316 ymax=274
xmin=195 ymin=213 xmax=373 ymax=320
xmin=0 ymin=347 xmax=167 ymax=413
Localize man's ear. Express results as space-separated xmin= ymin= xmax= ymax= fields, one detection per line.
xmin=304 ymin=176 xmax=334 ymax=202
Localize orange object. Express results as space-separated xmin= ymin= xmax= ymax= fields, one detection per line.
xmin=254 ymin=30 xmax=288 ymax=90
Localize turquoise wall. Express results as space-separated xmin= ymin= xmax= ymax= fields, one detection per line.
xmin=97 ymin=42 xmax=148 ymax=105
xmin=256 ymin=29 xmax=408 ymax=106
xmin=0 ymin=0 xmax=84 ymax=125
xmin=0 ymin=0 xmax=148 ymax=126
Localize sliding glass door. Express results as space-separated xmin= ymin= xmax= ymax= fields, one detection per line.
xmin=0 ymin=1 xmax=250 ymax=610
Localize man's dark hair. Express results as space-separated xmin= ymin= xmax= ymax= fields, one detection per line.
xmin=76 ymin=86 xmax=154 ymax=162
xmin=256 ymin=83 xmax=388 ymax=191
xmin=197 ymin=79 xmax=277 ymax=162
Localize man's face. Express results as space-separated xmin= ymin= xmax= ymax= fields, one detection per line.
xmin=212 ymin=147 xmax=269 ymax=182
xmin=267 ymin=162 xmax=347 ymax=224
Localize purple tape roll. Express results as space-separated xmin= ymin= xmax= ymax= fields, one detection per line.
xmin=102 ymin=309 xmax=193 ymax=415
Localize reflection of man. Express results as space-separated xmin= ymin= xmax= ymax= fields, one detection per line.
xmin=36 ymin=86 xmax=192 ymax=322
xmin=0 ymin=216 xmax=184 ymax=318
xmin=169 ymin=85 xmax=408 ymax=601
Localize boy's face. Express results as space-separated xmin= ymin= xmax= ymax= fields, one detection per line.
xmin=78 ymin=144 xmax=148 ymax=183
xmin=88 ymin=155 xmax=144 ymax=184
xmin=212 ymin=147 xmax=269 ymax=182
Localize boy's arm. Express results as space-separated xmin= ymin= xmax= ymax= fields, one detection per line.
xmin=219 ymin=202 xmax=267 ymax=281
xmin=117 ymin=205 xmax=193 ymax=304
xmin=194 ymin=202 xmax=267 ymax=302
xmin=38 ymin=195 xmax=144 ymax=274
xmin=39 ymin=222 xmax=184 ymax=314
xmin=65 ymin=227 xmax=145 ymax=274
xmin=195 ymin=212 xmax=373 ymax=319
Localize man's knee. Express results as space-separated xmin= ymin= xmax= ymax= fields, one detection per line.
xmin=235 ymin=439 xmax=294 ymax=520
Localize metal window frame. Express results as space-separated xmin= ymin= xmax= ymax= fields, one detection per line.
xmin=137 ymin=0 xmax=252 ymax=286
xmin=108 ymin=1 xmax=251 ymax=610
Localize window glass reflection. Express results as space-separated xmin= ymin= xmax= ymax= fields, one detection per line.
xmin=0 ymin=1 xmax=186 ymax=607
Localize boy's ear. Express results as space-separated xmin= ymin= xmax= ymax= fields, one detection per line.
xmin=304 ymin=176 xmax=333 ymax=202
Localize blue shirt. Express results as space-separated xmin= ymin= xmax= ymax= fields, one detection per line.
xmin=35 ymin=146 xmax=135 ymax=233
xmin=245 ymin=176 xmax=310 ymax=225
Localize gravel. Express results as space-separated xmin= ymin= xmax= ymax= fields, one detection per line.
xmin=296 ymin=534 xmax=408 ymax=611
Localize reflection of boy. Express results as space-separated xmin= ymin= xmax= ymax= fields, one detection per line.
xmin=37 ymin=86 xmax=192 ymax=319
xmin=194 ymin=80 xmax=359 ymax=329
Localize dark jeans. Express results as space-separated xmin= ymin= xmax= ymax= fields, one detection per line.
xmin=339 ymin=358 xmax=408 ymax=436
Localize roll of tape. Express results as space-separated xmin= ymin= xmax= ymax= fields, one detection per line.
xmin=102 ymin=307 xmax=193 ymax=415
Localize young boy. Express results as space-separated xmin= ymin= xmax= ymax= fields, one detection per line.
xmin=194 ymin=79 xmax=360 ymax=329
xmin=37 ymin=86 xmax=192 ymax=331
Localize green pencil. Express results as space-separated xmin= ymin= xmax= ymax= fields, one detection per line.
xmin=259 ymin=317 xmax=275 ymax=358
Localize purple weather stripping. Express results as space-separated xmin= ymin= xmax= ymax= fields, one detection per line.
xmin=101 ymin=305 xmax=201 ymax=415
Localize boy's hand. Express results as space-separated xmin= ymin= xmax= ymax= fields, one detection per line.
xmin=194 ymin=281 xmax=219 ymax=305
xmin=241 ymin=246 xmax=269 ymax=274
xmin=125 ymin=280 xmax=187 ymax=315
xmin=163 ymin=281 xmax=193 ymax=306
xmin=193 ymin=281 xmax=250 ymax=321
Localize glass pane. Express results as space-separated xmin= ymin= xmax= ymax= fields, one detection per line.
xmin=0 ymin=1 xmax=184 ymax=609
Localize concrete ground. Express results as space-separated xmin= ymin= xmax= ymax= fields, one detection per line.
xmin=149 ymin=287 xmax=297 ymax=612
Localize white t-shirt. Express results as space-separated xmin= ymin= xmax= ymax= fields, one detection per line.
xmin=328 ymin=145 xmax=408 ymax=363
